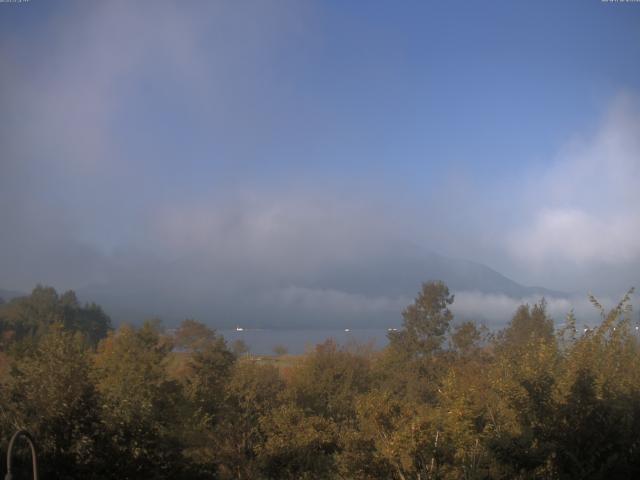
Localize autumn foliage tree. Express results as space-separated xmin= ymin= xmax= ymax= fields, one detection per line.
xmin=1 ymin=282 xmax=640 ymax=479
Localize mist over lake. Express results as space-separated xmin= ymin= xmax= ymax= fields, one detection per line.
xmin=1 ymin=1 xmax=640 ymax=479
xmin=220 ymin=328 xmax=392 ymax=355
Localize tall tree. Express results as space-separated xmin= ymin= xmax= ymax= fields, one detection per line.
xmin=2 ymin=325 xmax=103 ymax=479
xmin=92 ymin=321 xmax=185 ymax=479
xmin=215 ymin=360 xmax=285 ymax=479
xmin=176 ymin=319 xmax=236 ymax=475
xmin=0 ymin=286 xmax=111 ymax=350
xmin=381 ymin=281 xmax=455 ymax=402
xmin=388 ymin=281 xmax=455 ymax=358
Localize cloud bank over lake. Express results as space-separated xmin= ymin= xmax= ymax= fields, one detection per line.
xmin=1 ymin=1 xmax=638 ymax=327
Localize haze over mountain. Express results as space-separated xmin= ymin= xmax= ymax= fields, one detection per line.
xmin=65 ymin=246 xmax=569 ymax=329
xmin=0 ymin=289 xmax=23 ymax=303
xmin=309 ymin=247 xmax=564 ymax=298
xmin=1 ymin=2 xmax=639 ymax=329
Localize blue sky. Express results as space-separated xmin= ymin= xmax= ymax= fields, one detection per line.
xmin=1 ymin=1 xmax=639 ymax=325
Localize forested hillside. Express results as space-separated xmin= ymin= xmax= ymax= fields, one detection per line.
xmin=1 ymin=282 xmax=639 ymax=479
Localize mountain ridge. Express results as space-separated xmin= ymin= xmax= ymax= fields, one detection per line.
xmin=3 ymin=250 xmax=567 ymax=327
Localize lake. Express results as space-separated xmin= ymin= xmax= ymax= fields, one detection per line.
xmin=219 ymin=328 xmax=395 ymax=355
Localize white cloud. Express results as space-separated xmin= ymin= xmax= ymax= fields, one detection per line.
xmin=511 ymin=208 xmax=640 ymax=265
xmin=508 ymin=94 xmax=640 ymax=269
xmin=1 ymin=3 xmax=637 ymax=324
xmin=151 ymin=189 xmax=401 ymax=278
xmin=0 ymin=0 xmax=310 ymax=290
xmin=452 ymin=291 xmax=631 ymax=328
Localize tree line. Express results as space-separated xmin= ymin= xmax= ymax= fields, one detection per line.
xmin=1 ymin=282 xmax=639 ymax=479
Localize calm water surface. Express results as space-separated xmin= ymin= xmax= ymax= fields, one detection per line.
xmin=219 ymin=328 xmax=393 ymax=355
